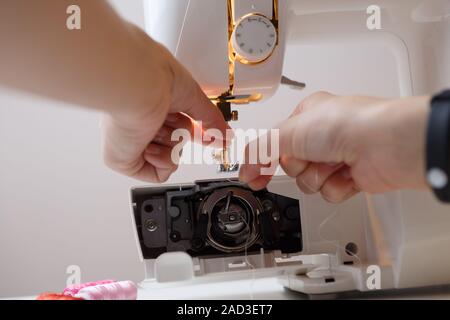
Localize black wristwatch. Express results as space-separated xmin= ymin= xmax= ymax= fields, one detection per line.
xmin=426 ymin=89 xmax=450 ymax=202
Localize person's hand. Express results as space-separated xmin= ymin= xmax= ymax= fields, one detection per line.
xmin=0 ymin=1 xmax=230 ymax=183
xmin=101 ymin=39 xmax=230 ymax=182
xmin=239 ymin=91 xmax=431 ymax=203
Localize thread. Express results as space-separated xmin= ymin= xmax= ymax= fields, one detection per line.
xmin=73 ymin=281 xmax=137 ymax=300
xmin=314 ymin=167 xmax=362 ymax=270
xmin=242 ymin=218 xmax=256 ymax=300
xmin=63 ymin=279 xmax=116 ymax=296
xmin=317 ymin=209 xmax=362 ymax=274
xmin=174 ymin=0 xmax=191 ymax=57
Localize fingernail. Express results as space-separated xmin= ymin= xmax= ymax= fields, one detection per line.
xmin=341 ymin=168 xmax=352 ymax=180
xmin=146 ymin=145 xmax=162 ymax=155
xmin=239 ymin=169 xmax=248 ymax=183
xmin=298 ymin=176 xmax=317 ymax=194
xmin=326 ymin=162 xmax=339 ymax=167
xmin=165 ymin=113 xmax=178 ymax=123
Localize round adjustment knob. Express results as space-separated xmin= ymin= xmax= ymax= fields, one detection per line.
xmin=231 ymin=14 xmax=277 ymax=64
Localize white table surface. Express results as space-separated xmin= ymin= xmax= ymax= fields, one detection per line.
xmin=6 ymin=276 xmax=450 ymax=300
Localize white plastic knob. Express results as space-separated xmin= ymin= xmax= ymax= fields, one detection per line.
xmin=231 ymin=14 xmax=277 ymax=64
xmin=154 ymin=252 xmax=194 ymax=283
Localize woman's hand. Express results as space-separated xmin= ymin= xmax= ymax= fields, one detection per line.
xmin=239 ymin=92 xmax=431 ymax=203
xmin=0 ymin=1 xmax=229 ymax=183
xmin=101 ymin=39 xmax=230 ymax=183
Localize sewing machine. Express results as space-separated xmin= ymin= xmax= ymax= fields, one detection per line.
xmin=132 ymin=0 xmax=450 ymax=298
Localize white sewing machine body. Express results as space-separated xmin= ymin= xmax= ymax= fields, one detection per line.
xmin=134 ymin=0 xmax=450 ymax=298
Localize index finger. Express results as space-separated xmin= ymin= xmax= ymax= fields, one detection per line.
xmin=239 ymin=116 xmax=301 ymax=185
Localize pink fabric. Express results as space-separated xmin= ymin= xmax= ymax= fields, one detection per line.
xmin=63 ymin=280 xmax=116 ymax=296
xmin=73 ymin=281 xmax=137 ymax=300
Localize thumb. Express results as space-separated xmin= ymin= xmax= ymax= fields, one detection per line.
xmin=240 ymin=116 xmax=302 ymax=183
xmin=240 ymin=91 xmax=338 ymax=185
xmin=290 ymin=91 xmax=335 ymax=118
xmin=168 ymin=55 xmax=231 ymax=140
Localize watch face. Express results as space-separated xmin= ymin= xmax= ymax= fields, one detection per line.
xmin=231 ymin=14 xmax=277 ymax=64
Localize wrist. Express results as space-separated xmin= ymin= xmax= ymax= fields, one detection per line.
xmin=382 ymin=96 xmax=431 ymax=190
xmin=108 ymin=24 xmax=173 ymax=127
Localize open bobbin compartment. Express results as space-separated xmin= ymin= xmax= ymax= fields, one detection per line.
xmin=130 ymin=176 xmax=369 ymax=297
xmin=130 ymin=178 xmax=310 ymax=282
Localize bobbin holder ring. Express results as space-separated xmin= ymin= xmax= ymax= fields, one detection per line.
xmin=132 ymin=179 xmax=303 ymax=259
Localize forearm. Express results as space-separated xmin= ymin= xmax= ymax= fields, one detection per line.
xmin=0 ymin=0 xmax=167 ymax=117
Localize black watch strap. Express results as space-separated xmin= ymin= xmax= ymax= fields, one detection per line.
xmin=426 ymin=89 xmax=450 ymax=202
